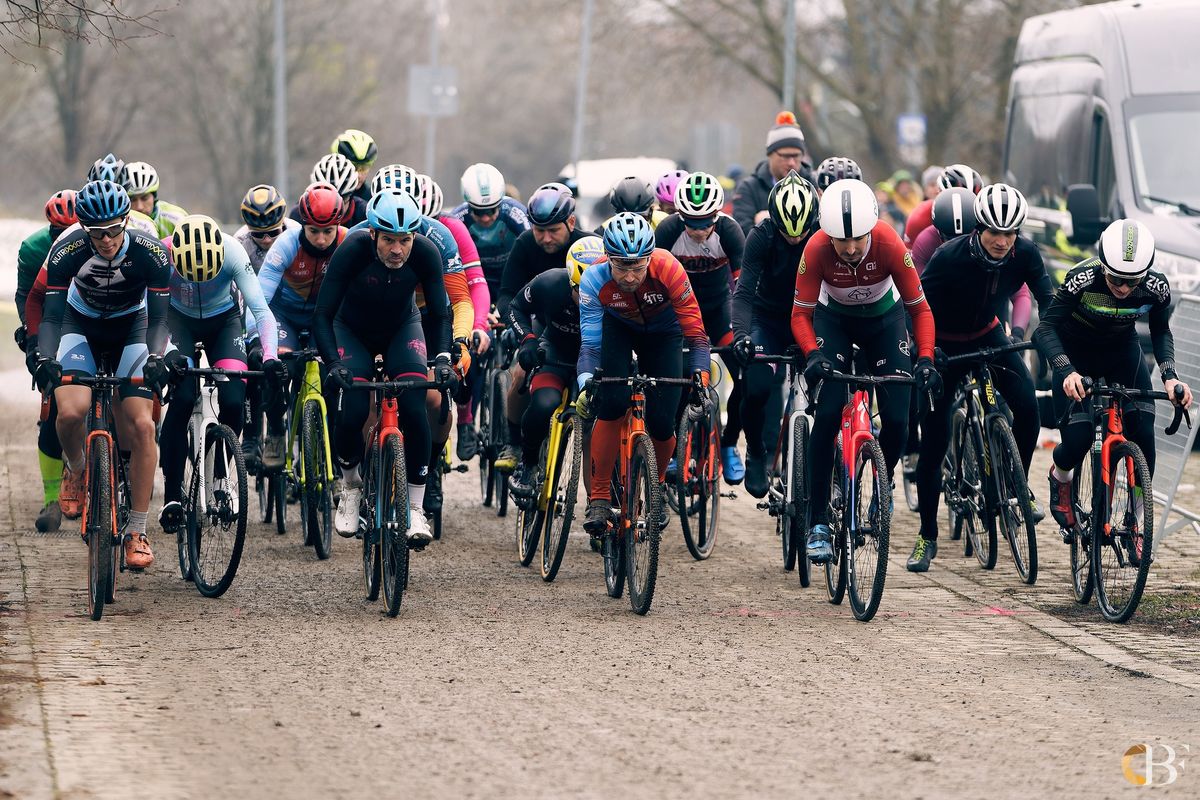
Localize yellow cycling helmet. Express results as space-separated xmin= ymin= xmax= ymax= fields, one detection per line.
xmin=331 ymin=129 xmax=378 ymax=167
xmin=171 ymin=214 xmax=225 ymax=282
xmin=566 ymin=235 xmax=606 ymax=287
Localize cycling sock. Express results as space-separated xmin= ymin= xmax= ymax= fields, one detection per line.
xmin=39 ymin=451 xmax=62 ymax=503
xmin=508 ymin=421 xmax=523 ymax=446
xmin=588 ymin=419 xmax=621 ymax=501
xmin=653 ymin=436 xmax=676 ymax=484
xmin=407 ymin=483 xmax=425 ymax=511
xmin=1051 ymin=464 xmax=1073 ymax=483
xmin=127 ymin=510 xmax=148 ymax=536
xmin=457 ymin=403 xmax=474 ymax=425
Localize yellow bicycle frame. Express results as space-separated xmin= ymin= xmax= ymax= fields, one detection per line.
xmin=284 ymin=356 xmax=335 ymax=488
xmin=536 ymin=389 xmax=573 ymax=512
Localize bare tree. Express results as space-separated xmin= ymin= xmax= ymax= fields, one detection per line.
xmin=1 ymin=0 xmax=162 ymax=61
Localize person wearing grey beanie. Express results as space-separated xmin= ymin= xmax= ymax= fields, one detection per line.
xmin=731 ymin=111 xmax=813 ymax=234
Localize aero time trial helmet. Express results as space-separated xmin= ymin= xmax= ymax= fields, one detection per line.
xmin=818 ymin=179 xmax=878 ymax=239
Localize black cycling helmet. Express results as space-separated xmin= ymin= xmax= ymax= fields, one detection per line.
xmin=527 ymin=182 xmax=576 ymax=226
xmin=931 ymin=187 xmax=978 ymax=239
xmin=609 ymin=176 xmax=655 ymax=215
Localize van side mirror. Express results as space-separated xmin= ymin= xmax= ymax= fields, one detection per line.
xmin=1066 ymin=184 xmax=1105 ymax=246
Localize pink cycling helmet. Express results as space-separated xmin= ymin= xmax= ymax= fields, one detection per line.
xmin=655 ymin=169 xmax=690 ymax=205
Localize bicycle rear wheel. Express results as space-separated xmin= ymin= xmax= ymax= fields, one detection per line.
xmin=257 ymin=473 xmax=271 ymax=524
xmin=1095 ymin=441 xmax=1153 ymax=623
xmin=515 ymin=441 xmax=546 ymax=567
xmin=362 ymin=438 xmax=381 ymax=602
xmin=380 ymin=433 xmax=410 ymax=617
xmin=542 ymin=416 xmax=578 ymax=582
xmin=790 ymin=415 xmax=810 ymax=588
xmin=86 ymin=443 xmax=114 ymax=620
xmin=301 ymin=400 xmax=333 ymax=559
xmin=1070 ymin=456 xmax=1095 ymax=604
xmin=626 ymin=435 xmax=661 ymax=615
xmin=676 ymin=394 xmax=720 ymax=560
xmin=988 ymin=416 xmax=1037 ymax=584
xmin=824 ymin=457 xmax=847 ymax=605
xmin=604 ymin=467 xmax=626 ymax=599
xmin=960 ymin=418 xmax=996 ymax=568
xmin=492 ymin=371 xmax=511 ymax=518
xmin=943 ymin=405 xmax=966 ymax=540
xmin=189 ymin=425 xmax=248 ymax=598
xmin=847 ymin=439 xmax=890 ymax=622
xmin=478 ymin=372 xmax=495 ymax=506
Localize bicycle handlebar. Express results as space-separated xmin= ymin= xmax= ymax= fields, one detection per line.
xmin=942 ymin=339 xmax=1035 ymax=365
xmin=1076 ymin=377 xmax=1192 ymax=435
xmin=181 ymin=367 xmax=265 ymax=381
xmin=60 ymin=374 xmax=145 ymax=388
xmin=817 ymin=370 xmax=915 ymax=388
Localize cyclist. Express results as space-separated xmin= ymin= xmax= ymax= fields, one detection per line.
xmin=655 ymin=169 xmax=689 ymax=216
xmin=656 ymin=171 xmax=748 ymax=483
xmin=314 ymin=190 xmax=454 ymax=545
xmin=291 ymin=154 xmax=367 ymax=226
xmin=449 ymin=163 xmax=530 ymax=308
xmin=15 ymin=190 xmax=78 ymax=532
xmin=494 ymin=182 xmax=590 ymax=473
xmin=730 ymin=171 xmax=821 ymax=498
xmin=593 ymin=176 xmax=669 ymax=234
xmin=813 ymin=156 xmax=863 ymax=195
xmin=791 ymin=178 xmax=937 ymax=564
xmin=1035 ymin=219 xmax=1192 ymax=534
xmin=157 ymin=216 xmax=284 ymax=533
xmin=331 ymin=128 xmax=379 ymax=203
xmin=904 ymin=163 xmax=982 ymax=246
xmin=506 ymin=236 xmax=606 ymax=499
xmin=906 ymin=183 xmax=1053 ymax=572
xmin=34 ymin=179 xmax=171 ymax=570
xmin=258 ymin=182 xmax=348 ymax=468
xmin=123 ymin=161 xmax=188 ymax=238
xmin=577 ymin=213 xmax=711 ymax=535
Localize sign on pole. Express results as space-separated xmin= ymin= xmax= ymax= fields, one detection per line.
xmin=408 ymin=65 xmax=459 ymax=118
xmin=896 ymin=112 xmax=927 ymax=166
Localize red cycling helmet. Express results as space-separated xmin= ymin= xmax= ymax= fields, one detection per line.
xmin=297 ymin=182 xmax=345 ymax=227
xmin=45 ymin=189 xmax=78 ymax=228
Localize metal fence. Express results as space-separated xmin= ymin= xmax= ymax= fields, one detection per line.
xmin=1154 ymin=294 xmax=1200 ymax=546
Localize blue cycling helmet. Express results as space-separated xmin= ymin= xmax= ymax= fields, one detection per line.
xmin=527 ymin=182 xmax=576 ymax=226
xmin=88 ymin=153 xmax=127 ymax=185
xmin=76 ymin=180 xmax=131 ymax=224
xmin=602 ymin=212 xmax=655 ymax=259
xmin=366 ymin=189 xmax=421 ymax=234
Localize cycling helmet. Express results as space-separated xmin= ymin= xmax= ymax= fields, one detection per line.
xmin=461 ymin=162 xmax=507 ymax=210
xmin=76 ymin=180 xmax=131 ymax=224
xmin=818 ymin=179 xmax=878 ymax=239
xmin=566 ymin=235 xmax=606 ymax=287
xmin=87 ymin=153 xmax=127 ymax=185
xmin=974 ymin=183 xmax=1027 ymax=232
xmin=297 ymin=183 xmax=345 ymax=227
xmin=415 ymin=174 xmax=444 ymax=217
xmin=601 ymin=212 xmax=655 ymax=259
xmin=527 ymin=182 xmax=576 ymax=226
xmin=931 ymin=187 xmax=978 ymax=239
xmin=371 ymin=163 xmax=418 ymax=196
xmin=937 ymin=163 xmax=983 ymax=194
xmin=675 ymin=172 xmax=724 ymax=219
xmin=815 ymin=157 xmax=863 ymax=192
xmin=609 ymin=176 xmax=655 ymax=215
xmin=331 ymin=129 xmax=377 ymax=166
xmin=123 ymin=161 xmax=160 ymax=196
xmin=311 ymin=153 xmax=358 ymax=197
xmin=240 ymin=184 xmax=287 ymax=231
xmin=767 ymin=171 xmax=819 ymax=239
xmin=44 ymin=190 xmax=78 ymax=229
xmin=366 ymin=189 xmax=422 ymax=235
xmin=171 ymin=214 xmax=225 ymax=283
xmin=655 ymin=169 xmax=690 ymax=206
xmin=1098 ymin=218 xmax=1155 ymax=280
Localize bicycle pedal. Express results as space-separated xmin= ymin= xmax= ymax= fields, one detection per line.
xmin=452 ymin=464 xmax=469 ymax=473
xmin=409 ymin=540 xmax=430 ymax=552
xmin=756 ymin=501 xmax=770 ymax=511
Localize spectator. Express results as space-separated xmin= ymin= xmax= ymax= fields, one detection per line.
xmin=921 ymin=165 xmax=943 ymax=200
xmin=890 ymin=169 xmax=923 ymax=219
xmin=731 ymin=111 xmax=813 ymax=234
xmin=875 ymin=181 xmax=903 ymax=234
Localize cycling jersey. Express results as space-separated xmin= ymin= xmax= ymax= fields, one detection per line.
xmin=439 ymin=214 xmax=489 ymax=332
xmin=127 ymin=210 xmax=159 ymax=239
xmin=166 ymin=235 xmax=278 ymax=360
xmin=732 ymin=218 xmax=808 ymax=338
xmin=233 ymin=219 xmax=302 ymax=273
xmin=1034 ymin=261 xmax=1174 ymax=380
xmin=149 ymin=199 xmax=188 ymax=238
xmin=578 ymin=248 xmax=709 ymax=376
xmin=903 ymin=198 xmax=933 ymax=245
xmin=16 ymin=226 xmax=60 ymax=326
xmin=448 ymin=197 xmax=529 ymax=294
xmin=791 ymin=221 xmax=934 ymax=359
xmin=507 ymin=268 xmax=580 ymax=360
xmin=498 ymin=228 xmax=591 ymax=317
xmin=39 ymin=226 xmax=171 ymax=359
xmin=258 ymin=225 xmax=348 ymax=324
xmin=654 ymin=213 xmax=745 ymax=305
xmin=920 ymin=234 xmax=1052 ymax=341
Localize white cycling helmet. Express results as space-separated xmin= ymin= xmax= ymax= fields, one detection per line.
xmin=415 ymin=174 xmax=444 ymax=217
xmin=818 ymin=178 xmax=878 ymax=239
xmin=461 ymin=162 xmax=507 ymax=209
xmin=371 ymin=163 xmax=418 ymax=197
xmin=123 ymin=161 xmax=160 ymax=196
xmin=310 ymin=153 xmax=358 ymax=197
xmin=974 ymin=183 xmax=1028 ymax=232
xmin=1098 ymin=218 xmax=1155 ymax=280
xmin=936 ymin=163 xmax=982 ymax=194
xmin=674 ymin=171 xmax=724 ymax=218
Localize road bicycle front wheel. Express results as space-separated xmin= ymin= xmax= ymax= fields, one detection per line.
xmin=1070 ymin=456 xmax=1095 ymax=604
xmin=492 ymin=371 xmax=511 ymax=518
xmin=960 ymin=419 xmax=997 ymax=568
xmin=847 ymin=439 xmax=890 ymax=622
xmin=676 ymin=393 xmax=720 ymax=561
xmin=189 ymin=424 xmax=248 ymax=598
xmin=362 ymin=438 xmax=381 ymax=602
xmin=301 ymin=400 xmax=333 ymax=560
xmin=515 ymin=441 xmax=546 ymax=567
xmin=542 ymin=416 xmax=578 ymax=582
xmin=626 ymin=434 xmax=661 ymax=615
xmin=380 ymin=433 xmax=410 ymax=617
xmin=790 ymin=414 xmax=810 ymax=588
xmin=988 ymin=416 xmax=1037 ymax=585
xmin=1094 ymin=441 xmax=1154 ymax=623
xmin=86 ymin=442 xmax=115 ymax=620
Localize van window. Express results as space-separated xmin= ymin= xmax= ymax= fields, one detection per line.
xmin=1091 ymin=112 xmax=1117 ymax=216
xmin=1128 ymin=110 xmax=1200 ymax=211
xmin=1006 ymin=94 xmax=1091 ymax=208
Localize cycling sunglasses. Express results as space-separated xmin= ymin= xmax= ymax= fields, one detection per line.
xmin=682 ymin=216 xmax=717 ymax=230
xmin=469 ymin=204 xmax=501 ymax=218
xmin=1105 ymin=271 xmax=1144 ymax=288
xmin=83 ymin=220 xmax=127 ymax=240
xmin=609 ymin=255 xmax=650 ymax=271
xmin=250 ymin=227 xmax=285 ymax=240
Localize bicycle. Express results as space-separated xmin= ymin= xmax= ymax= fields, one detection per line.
xmin=279 ymin=333 xmax=335 ymax=559
xmin=339 ymin=369 xmax=446 ymax=617
xmin=475 ymin=325 xmax=514 ymax=517
xmin=750 ymin=349 xmax=812 ymax=586
xmin=815 ymin=369 xmax=914 ymax=622
xmin=59 ymin=368 xmax=137 ymax=620
xmin=587 ymin=371 xmax=695 ymax=615
xmin=171 ymin=356 xmax=261 ymax=598
xmin=940 ymin=341 xmax=1039 ymax=584
xmin=1059 ymin=378 xmax=1189 ymax=622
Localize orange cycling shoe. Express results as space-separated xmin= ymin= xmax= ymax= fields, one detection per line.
xmin=59 ymin=467 xmax=84 ymax=520
xmin=124 ymin=532 xmax=155 ymax=570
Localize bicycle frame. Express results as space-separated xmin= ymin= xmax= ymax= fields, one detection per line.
xmin=838 ymin=387 xmax=875 ymax=533
xmin=535 ymin=388 xmax=574 ymax=513
xmin=81 ymin=387 xmax=120 ymax=543
xmin=284 ymin=351 xmax=335 ymax=488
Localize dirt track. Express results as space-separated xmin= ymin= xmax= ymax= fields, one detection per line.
xmin=3 ymin=366 xmax=1200 ymax=799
